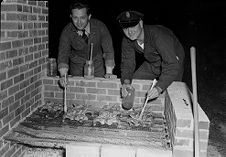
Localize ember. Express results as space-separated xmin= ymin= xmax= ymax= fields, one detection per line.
xmin=38 ymin=101 xmax=168 ymax=132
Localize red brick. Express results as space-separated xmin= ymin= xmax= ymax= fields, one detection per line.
xmin=15 ymin=105 xmax=25 ymax=116
xmin=1 ymin=4 xmax=20 ymax=12
xmin=21 ymin=94 xmax=30 ymax=105
xmin=9 ymin=100 xmax=20 ymax=112
xmin=87 ymin=88 xmax=107 ymax=94
xmin=19 ymin=80 xmax=29 ymax=90
xmin=3 ymin=112 xmax=14 ymax=125
xmin=107 ymin=89 xmax=120 ymax=96
xmin=28 ymin=14 xmax=37 ymax=21
xmin=0 ymin=90 xmax=8 ymax=101
xmin=14 ymin=73 xmax=25 ymax=84
xmin=13 ymin=57 xmax=24 ymax=66
xmin=18 ymin=47 xmax=28 ymax=56
xmin=15 ymin=90 xmax=25 ymax=101
xmin=12 ymin=40 xmax=23 ymax=48
xmin=35 ymin=93 xmax=42 ymax=101
xmin=8 ymin=67 xmax=20 ymax=78
xmin=28 ymin=1 xmax=37 ymax=6
xmin=0 ymin=125 xmax=9 ymax=138
xmin=23 ymin=5 xmax=32 ymax=13
xmin=0 ymin=41 xmax=11 ymax=51
xmin=97 ymin=82 xmax=118 ymax=89
xmin=69 ymin=86 xmax=85 ymax=93
xmin=33 ymin=7 xmax=41 ymax=13
xmin=0 ymin=108 xmax=8 ymax=120
xmin=10 ymin=115 xmax=21 ymax=128
xmin=1 ymin=22 xmax=19 ymax=30
xmin=38 ymin=44 xmax=45 ymax=50
xmin=23 ymin=38 xmax=33 ymax=46
xmin=31 ymin=100 xmax=41 ymax=111
xmin=1 ymin=79 xmax=13 ymax=90
xmin=97 ymin=95 xmax=118 ymax=102
xmin=6 ymin=13 xmax=19 ymax=20
xmin=6 ymin=49 xmax=18 ymax=59
xmin=134 ymin=91 xmax=146 ymax=97
xmin=7 ymin=31 xmax=18 ymax=38
xmin=29 ymin=45 xmax=38 ymax=53
xmin=76 ymin=93 xmax=96 ymax=100
xmin=22 ymin=108 xmax=30 ymax=118
xmin=2 ymin=95 xmax=14 ymax=108
xmin=44 ymin=91 xmax=54 ymax=98
xmin=0 ymin=72 xmax=6 ymax=82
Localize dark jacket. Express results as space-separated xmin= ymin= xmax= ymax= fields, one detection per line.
xmin=58 ymin=18 xmax=115 ymax=77
xmin=121 ymin=25 xmax=185 ymax=91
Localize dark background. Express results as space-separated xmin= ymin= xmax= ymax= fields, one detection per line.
xmin=48 ymin=0 xmax=226 ymax=78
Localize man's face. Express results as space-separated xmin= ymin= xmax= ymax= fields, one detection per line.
xmin=123 ymin=21 xmax=142 ymax=40
xmin=71 ymin=8 xmax=91 ymax=30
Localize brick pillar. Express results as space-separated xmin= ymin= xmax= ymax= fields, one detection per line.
xmin=0 ymin=1 xmax=48 ymax=156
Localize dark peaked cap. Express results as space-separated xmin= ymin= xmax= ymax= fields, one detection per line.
xmin=117 ymin=11 xmax=144 ymax=28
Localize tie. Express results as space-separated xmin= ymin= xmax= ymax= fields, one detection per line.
xmin=82 ymin=30 xmax=88 ymax=43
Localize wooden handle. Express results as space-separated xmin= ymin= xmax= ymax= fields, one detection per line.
xmin=64 ymin=74 xmax=67 ymax=113
xmin=139 ymin=79 xmax=157 ymax=120
xmin=190 ymin=46 xmax=200 ymax=157
xmin=90 ymin=43 xmax=94 ymax=61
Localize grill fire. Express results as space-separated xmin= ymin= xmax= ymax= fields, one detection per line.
xmin=7 ymin=101 xmax=171 ymax=151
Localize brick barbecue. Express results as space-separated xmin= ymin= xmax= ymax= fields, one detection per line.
xmin=4 ymin=77 xmax=210 ymax=157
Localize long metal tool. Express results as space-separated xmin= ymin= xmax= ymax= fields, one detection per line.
xmin=139 ymin=79 xmax=157 ymax=120
xmin=63 ymin=74 xmax=67 ymax=121
xmin=190 ymin=46 xmax=200 ymax=157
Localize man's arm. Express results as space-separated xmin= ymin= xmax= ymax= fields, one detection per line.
xmin=57 ymin=29 xmax=71 ymax=75
xmin=154 ymin=29 xmax=182 ymax=91
xmin=100 ymin=22 xmax=115 ymax=72
xmin=120 ymin=38 xmax=136 ymax=84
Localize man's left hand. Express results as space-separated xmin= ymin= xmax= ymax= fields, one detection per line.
xmin=147 ymin=87 xmax=162 ymax=100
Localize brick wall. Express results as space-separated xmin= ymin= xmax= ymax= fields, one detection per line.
xmin=43 ymin=76 xmax=164 ymax=115
xmin=0 ymin=0 xmax=48 ymax=157
xmin=166 ymin=82 xmax=210 ymax=157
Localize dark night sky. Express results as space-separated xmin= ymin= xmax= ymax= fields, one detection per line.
xmin=48 ymin=0 xmax=226 ymax=76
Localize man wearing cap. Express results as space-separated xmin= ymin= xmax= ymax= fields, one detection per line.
xmin=57 ymin=1 xmax=115 ymax=83
xmin=117 ymin=11 xmax=185 ymax=108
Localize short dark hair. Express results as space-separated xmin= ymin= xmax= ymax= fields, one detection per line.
xmin=69 ymin=1 xmax=90 ymax=15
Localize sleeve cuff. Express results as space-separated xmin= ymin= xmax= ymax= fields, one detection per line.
xmin=58 ymin=63 xmax=69 ymax=71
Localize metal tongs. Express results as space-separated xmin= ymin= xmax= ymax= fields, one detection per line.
xmin=138 ymin=79 xmax=157 ymax=120
xmin=63 ymin=74 xmax=67 ymax=122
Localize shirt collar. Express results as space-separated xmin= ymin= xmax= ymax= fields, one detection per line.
xmin=76 ymin=22 xmax=90 ymax=36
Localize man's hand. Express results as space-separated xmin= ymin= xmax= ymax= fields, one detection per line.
xmin=106 ymin=66 xmax=114 ymax=74
xmin=121 ymin=84 xmax=133 ymax=98
xmin=147 ymin=86 xmax=162 ymax=100
xmin=59 ymin=68 xmax=68 ymax=77
xmin=58 ymin=68 xmax=68 ymax=88
xmin=59 ymin=75 xmax=69 ymax=88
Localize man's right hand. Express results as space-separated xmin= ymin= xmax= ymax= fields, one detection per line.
xmin=121 ymin=79 xmax=132 ymax=97
xmin=59 ymin=68 xmax=68 ymax=88
xmin=59 ymin=68 xmax=68 ymax=77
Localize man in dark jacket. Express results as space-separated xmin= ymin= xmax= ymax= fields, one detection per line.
xmin=117 ymin=11 xmax=185 ymax=104
xmin=58 ymin=1 xmax=115 ymax=80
